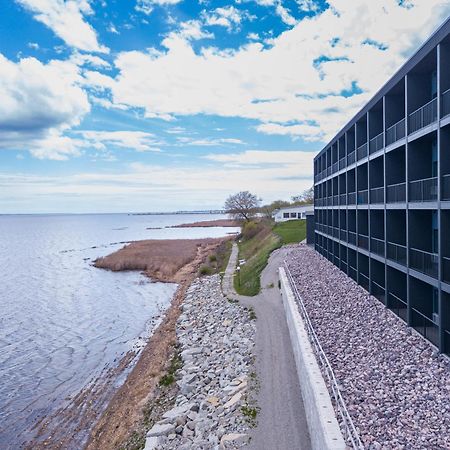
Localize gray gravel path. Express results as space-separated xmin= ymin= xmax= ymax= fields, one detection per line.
xmin=224 ymin=244 xmax=311 ymax=450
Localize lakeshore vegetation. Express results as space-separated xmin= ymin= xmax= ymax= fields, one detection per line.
xmin=234 ymin=219 xmax=306 ymax=296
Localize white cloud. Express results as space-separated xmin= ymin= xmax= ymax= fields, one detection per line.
xmin=171 ymin=20 xmax=214 ymax=41
xmin=28 ymin=42 xmax=40 ymax=49
xmin=256 ymin=122 xmax=325 ymax=141
xmin=296 ymin=0 xmax=320 ymax=13
xmin=16 ymin=0 xmax=108 ymax=53
xmin=177 ymin=137 xmax=245 ymax=146
xmin=136 ymin=0 xmax=183 ymax=15
xmin=0 ymin=53 xmax=90 ymax=159
xmin=0 ymin=150 xmax=314 ymax=212
xmin=275 ymin=1 xmax=297 ymax=26
xmin=104 ymin=0 xmax=450 ymax=142
xmin=77 ymin=130 xmax=163 ymax=152
xmin=203 ymin=6 xmax=251 ymax=32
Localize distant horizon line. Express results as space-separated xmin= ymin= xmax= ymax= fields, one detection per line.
xmin=0 ymin=210 xmax=227 ymax=216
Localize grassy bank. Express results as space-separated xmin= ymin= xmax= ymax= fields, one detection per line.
xmin=234 ymin=219 xmax=306 ymax=296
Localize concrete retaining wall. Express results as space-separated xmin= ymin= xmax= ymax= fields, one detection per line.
xmin=279 ymin=267 xmax=346 ymax=450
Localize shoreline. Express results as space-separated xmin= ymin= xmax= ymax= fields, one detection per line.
xmin=86 ymin=237 xmax=232 ymax=449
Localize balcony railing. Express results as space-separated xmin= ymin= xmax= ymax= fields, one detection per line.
xmin=411 ymin=307 xmax=439 ymax=347
xmin=442 ymin=174 xmax=450 ymax=201
xmin=385 ymin=118 xmax=406 ymax=146
xmin=347 ymin=150 xmax=356 ymax=165
xmin=347 ymin=192 xmax=356 ymax=205
xmin=348 ymin=231 xmax=357 ymax=246
xmin=333 ymin=226 xmax=339 ymax=238
xmin=360 ymin=273 xmax=370 ymax=291
xmin=348 ymin=265 xmax=357 ymax=281
xmin=339 ymin=193 xmax=347 ymax=205
xmin=443 ymin=257 xmax=450 ymax=284
xmin=333 ymin=162 xmax=338 ymax=173
xmin=409 ymin=176 xmax=437 ymax=202
xmin=340 ymin=229 xmax=347 ymax=241
xmin=369 ymin=132 xmax=384 ymax=154
xmin=332 ymin=195 xmax=339 ymax=206
xmin=370 ymin=237 xmax=385 ymax=257
xmin=442 ymin=88 xmax=450 ymax=118
xmin=327 ymin=166 xmax=332 ymax=176
xmin=358 ymin=233 xmax=369 ymax=250
xmin=410 ymin=247 xmax=439 ymax=278
xmin=357 ymin=142 xmax=368 ymax=161
xmin=338 ymin=157 xmax=344 ymax=170
xmin=357 ymin=189 xmax=368 ymax=204
xmin=371 ymin=280 xmax=386 ymax=303
xmin=386 ymin=181 xmax=406 ymax=203
xmin=327 ymin=196 xmax=333 ymax=206
xmin=388 ymin=292 xmax=407 ymax=322
xmin=408 ymin=97 xmax=437 ymax=134
xmin=370 ymin=186 xmax=384 ymax=204
xmin=387 ymin=241 xmax=407 ymax=266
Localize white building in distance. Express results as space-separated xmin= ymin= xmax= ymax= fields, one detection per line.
xmin=272 ymin=204 xmax=314 ymax=222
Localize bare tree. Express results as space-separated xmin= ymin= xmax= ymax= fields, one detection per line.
xmin=224 ymin=191 xmax=261 ymax=222
xmin=292 ymin=186 xmax=314 ymax=205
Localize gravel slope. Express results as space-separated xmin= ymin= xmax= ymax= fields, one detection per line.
xmin=286 ymin=244 xmax=450 ymax=449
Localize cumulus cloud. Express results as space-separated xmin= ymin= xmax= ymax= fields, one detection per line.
xmin=16 ymin=0 xmax=108 ymax=53
xmin=0 ymin=53 xmax=90 ymax=159
xmin=100 ymin=0 xmax=450 ymax=143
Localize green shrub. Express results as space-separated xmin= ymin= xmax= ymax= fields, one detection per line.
xmin=199 ymin=265 xmax=213 ymax=276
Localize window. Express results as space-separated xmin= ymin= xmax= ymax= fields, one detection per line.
xmin=283 ymin=213 xmax=289 ymax=218
xmin=290 ymin=213 xmax=297 ymax=218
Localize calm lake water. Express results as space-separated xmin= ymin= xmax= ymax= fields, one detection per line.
xmin=0 ymin=213 xmax=237 ymax=448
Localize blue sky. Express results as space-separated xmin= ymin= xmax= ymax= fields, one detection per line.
xmin=1 ymin=0 xmax=450 ymax=213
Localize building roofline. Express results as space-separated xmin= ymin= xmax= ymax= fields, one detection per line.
xmin=314 ymin=14 xmax=450 ymax=162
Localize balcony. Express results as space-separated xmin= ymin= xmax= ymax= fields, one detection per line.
xmin=357 ymin=189 xmax=368 ymax=205
xmin=348 ymin=231 xmax=357 ymax=246
xmin=411 ymin=308 xmax=439 ymax=347
xmin=443 ymin=257 xmax=450 ymax=284
xmin=385 ymin=118 xmax=406 ymax=146
xmin=369 ymin=132 xmax=384 ymax=154
xmin=333 ymin=226 xmax=340 ymax=238
xmin=442 ymin=88 xmax=450 ymax=119
xmin=340 ymin=229 xmax=347 ymax=241
xmin=347 ymin=192 xmax=356 ymax=205
xmin=358 ymin=233 xmax=369 ymax=250
xmin=347 ymin=150 xmax=356 ymax=165
xmin=370 ymin=237 xmax=385 ymax=257
xmin=360 ymin=273 xmax=370 ymax=291
xmin=388 ymin=292 xmax=407 ymax=322
xmin=443 ymin=174 xmax=450 ymax=201
xmin=371 ymin=280 xmax=386 ymax=303
xmin=408 ymin=98 xmax=437 ymax=134
xmin=333 ymin=195 xmax=339 ymax=206
xmin=339 ymin=193 xmax=347 ymax=205
xmin=370 ymin=187 xmax=384 ymax=204
xmin=387 ymin=242 xmax=407 ymax=266
xmin=357 ymin=142 xmax=368 ymax=161
xmin=409 ymin=247 xmax=438 ymax=278
xmin=332 ymin=162 xmax=338 ymax=173
xmin=339 ymin=157 xmax=346 ymax=170
xmin=409 ymin=176 xmax=437 ymax=202
xmin=386 ymin=182 xmax=406 ymax=203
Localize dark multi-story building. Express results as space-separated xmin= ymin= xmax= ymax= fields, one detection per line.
xmin=313 ymin=17 xmax=450 ymax=355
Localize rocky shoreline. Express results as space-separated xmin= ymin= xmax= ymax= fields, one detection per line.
xmin=285 ymin=244 xmax=450 ymax=449
xmin=143 ymin=275 xmax=257 ymax=450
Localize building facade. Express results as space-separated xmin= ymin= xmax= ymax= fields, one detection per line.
xmin=313 ymin=18 xmax=450 ymax=355
xmin=273 ymin=204 xmax=313 ymax=222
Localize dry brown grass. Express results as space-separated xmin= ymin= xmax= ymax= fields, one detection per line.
xmin=170 ymin=219 xmax=241 ymax=228
xmin=94 ymin=238 xmax=228 ymax=283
